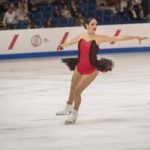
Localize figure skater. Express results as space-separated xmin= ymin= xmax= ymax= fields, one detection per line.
xmin=56 ymin=18 xmax=148 ymax=124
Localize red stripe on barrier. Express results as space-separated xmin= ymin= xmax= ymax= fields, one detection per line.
xmin=60 ymin=32 xmax=69 ymax=44
xmin=8 ymin=34 xmax=19 ymax=50
xmin=111 ymin=29 xmax=122 ymax=44
xmin=57 ymin=32 xmax=69 ymax=51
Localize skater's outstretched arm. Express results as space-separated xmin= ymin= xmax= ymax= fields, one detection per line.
xmin=96 ymin=35 xmax=148 ymax=44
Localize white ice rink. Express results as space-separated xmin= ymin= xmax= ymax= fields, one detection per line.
xmin=0 ymin=53 xmax=150 ymax=150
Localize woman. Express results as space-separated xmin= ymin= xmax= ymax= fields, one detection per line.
xmin=56 ymin=18 xmax=147 ymax=124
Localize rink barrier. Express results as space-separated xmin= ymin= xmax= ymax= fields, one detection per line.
xmin=0 ymin=23 xmax=150 ymax=60
xmin=0 ymin=46 xmax=150 ymax=60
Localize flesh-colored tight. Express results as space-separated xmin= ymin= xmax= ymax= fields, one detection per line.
xmin=67 ymin=67 xmax=98 ymax=110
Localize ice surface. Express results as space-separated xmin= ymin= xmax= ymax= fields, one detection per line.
xmin=0 ymin=53 xmax=150 ymax=150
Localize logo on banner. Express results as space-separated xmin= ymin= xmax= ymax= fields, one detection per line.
xmin=31 ymin=35 xmax=42 ymax=47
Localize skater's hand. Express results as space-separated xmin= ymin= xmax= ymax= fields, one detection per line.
xmin=136 ymin=36 xmax=148 ymax=44
xmin=57 ymin=45 xmax=64 ymax=51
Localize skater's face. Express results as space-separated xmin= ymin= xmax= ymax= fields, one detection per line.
xmin=86 ymin=19 xmax=97 ymax=33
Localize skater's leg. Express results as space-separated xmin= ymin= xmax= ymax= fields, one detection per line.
xmin=56 ymin=68 xmax=82 ymax=115
xmin=67 ymin=67 xmax=82 ymax=105
xmin=73 ymin=70 xmax=98 ymax=110
xmin=65 ymin=70 xmax=98 ymax=123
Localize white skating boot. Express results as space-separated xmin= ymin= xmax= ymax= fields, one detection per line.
xmin=56 ymin=103 xmax=74 ymax=115
xmin=65 ymin=109 xmax=78 ymax=124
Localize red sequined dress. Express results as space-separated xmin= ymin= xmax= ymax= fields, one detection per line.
xmin=62 ymin=39 xmax=114 ymax=73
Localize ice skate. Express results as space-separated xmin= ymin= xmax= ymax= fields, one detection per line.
xmin=65 ymin=109 xmax=78 ymax=124
xmin=56 ymin=103 xmax=74 ymax=115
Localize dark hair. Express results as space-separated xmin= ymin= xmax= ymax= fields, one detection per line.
xmin=83 ymin=18 xmax=94 ymax=29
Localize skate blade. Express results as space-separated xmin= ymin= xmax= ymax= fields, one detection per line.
xmin=56 ymin=112 xmax=71 ymax=116
xmin=56 ymin=112 xmax=72 ymax=116
xmin=56 ymin=114 xmax=69 ymax=116
xmin=65 ymin=120 xmax=76 ymax=125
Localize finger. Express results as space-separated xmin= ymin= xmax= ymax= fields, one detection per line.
xmin=57 ymin=47 xmax=59 ymax=51
xmin=59 ymin=47 xmax=63 ymax=51
xmin=57 ymin=46 xmax=61 ymax=51
xmin=57 ymin=46 xmax=63 ymax=51
xmin=144 ymin=37 xmax=149 ymax=40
